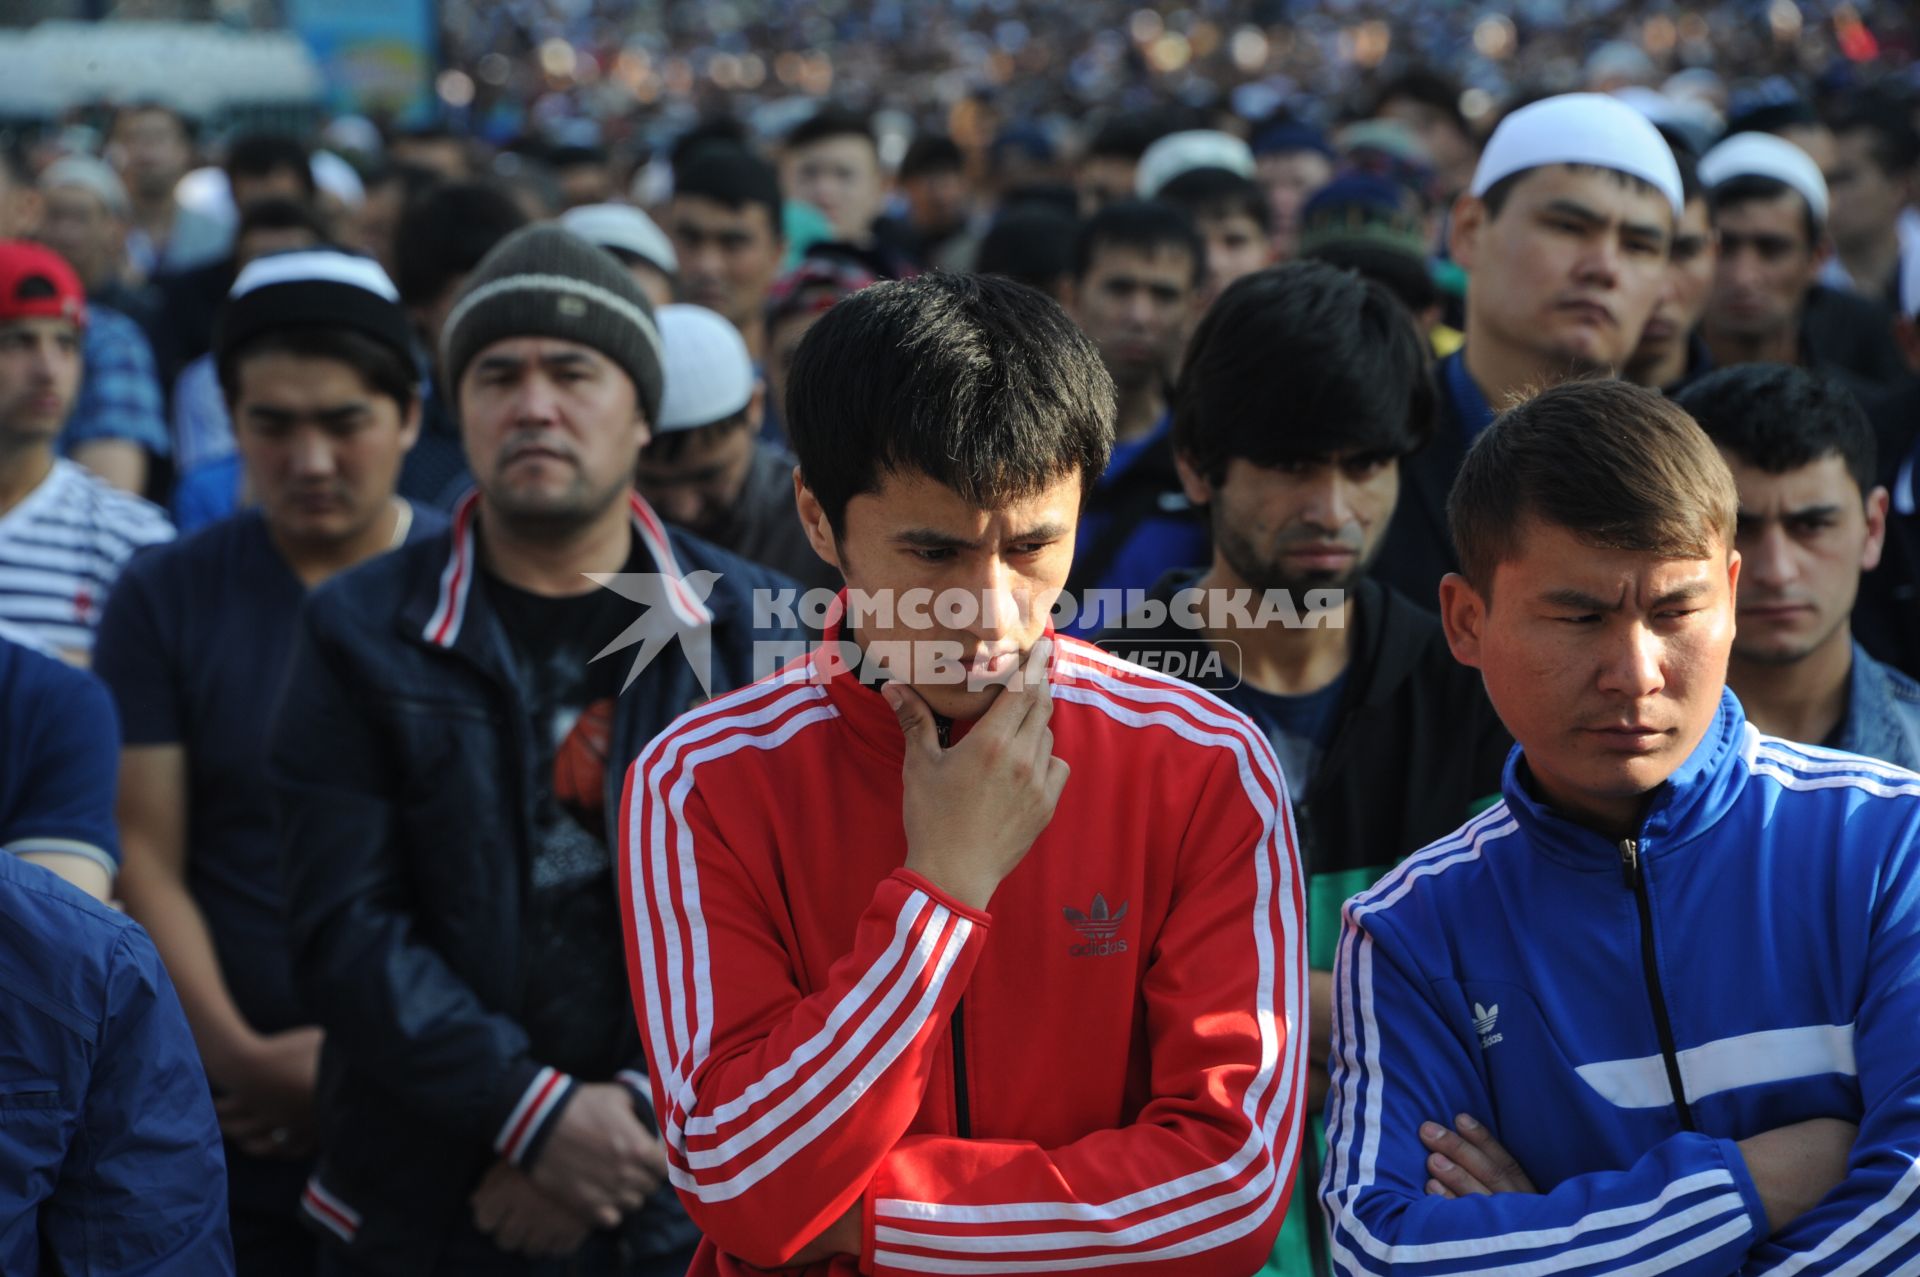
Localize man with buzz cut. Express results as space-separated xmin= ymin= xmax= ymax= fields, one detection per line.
xmin=1372 ymin=93 xmax=1681 ymax=613
xmin=1324 ymin=376 xmax=1920 ymax=1275
xmin=621 ymin=271 xmax=1308 ymax=1276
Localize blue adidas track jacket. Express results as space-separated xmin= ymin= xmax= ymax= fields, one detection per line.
xmin=1321 ymin=689 xmax=1920 ymax=1276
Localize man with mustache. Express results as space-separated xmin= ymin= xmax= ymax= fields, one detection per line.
xmin=270 ymin=225 xmax=801 ymax=1275
xmin=1372 ymin=93 xmax=1681 ymax=613
xmin=1677 ymin=363 xmax=1920 ymax=768
xmin=1095 ymin=261 xmax=1509 ymax=1277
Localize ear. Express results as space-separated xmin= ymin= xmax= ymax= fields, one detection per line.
xmin=1863 ymin=484 xmax=1891 ymax=573
xmin=1437 ymin=571 xmax=1489 ymax=670
xmin=1173 ymin=449 xmax=1214 ymax=507
xmin=1447 ymin=193 xmax=1488 ymax=272
xmin=634 ymin=409 xmax=653 ymax=453
xmin=397 ymin=396 xmax=423 ymax=453
xmin=793 ymin=471 xmax=843 ymax=571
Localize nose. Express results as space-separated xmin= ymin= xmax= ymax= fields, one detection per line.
xmin=1743 ymin=524 xmax=1798 ymax=592
xmin=1575 ymin=235 xmax=1622 ymax=288
xmin=511 ymin=372 xmax=562 ymax=425
xmin=962 ymin=557 xmax=1029 ymax=648
xmin=1300 ymin=469 xmax=1357 ymax=532
xmin=289 ymin=426 xmax=337 ymax=478
xmin=1596 ymin=621 xmax=1665 ymax=700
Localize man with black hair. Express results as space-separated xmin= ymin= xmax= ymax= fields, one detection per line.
xmin=226 ymin=133 xmax=317 ymax=214
xmin=388 ymin=126 xmax=473 ymax=181
xmin=1372 ymin=92 xmax=1680 ymax=613
xmin=1061 ymin=199 xmax=1207 ymax=633
xmin=976 ymin=204 xmax=1078 ymax=302
xmin=1097 ymin=262 xmax=1507 ymax=1277
xmin=894 ymin=133 xmax=973 ymax=268
xmin=1676 ymin=363 xmax=1920 ymax=767
xmin=1251 ymin=121 xmax=1335 ymax=260
xmin=1157 ymin=166 xmax=1277 ymax=307
xmin=782 ymin=108 xmax=889 ymax=255
xmin=1698 ymin=132 xmax=1908 ymax=394
xmin=549 ymin=143 xmax=615 ymax=209
xmin=1626 ymin=145 xmax=1719 ymax=392
xmin=622 ymin=269 xmax=1306 ymax=1277
xmin=1372 ymin=68 xmax=1478 ymax=197
xmin=391 ymin=179 xmax=529 ymax=508
xmin=670 ymin=144 xmax=786 ymax=364
xmin=271 ymin=225 xmax=798 ymax=1274
xmin=1824 ymin=101 xmax=1920 ymax=307
xmin=109 ymin=102 xmax=227 ymax=276
xmin=1077 ymin=112 xmax=1171 ymax=216
xmin=96 ymin=250 xmax=444 ymax=1277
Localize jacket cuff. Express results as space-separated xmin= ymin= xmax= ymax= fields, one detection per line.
xmin=494 ymin=1066 xmax=577 ymax=1168
xmin=616 ymin=1067 xmax=658 ymax=1133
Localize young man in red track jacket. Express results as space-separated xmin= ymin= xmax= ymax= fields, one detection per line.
xmin=618 ymin=273 xmax=1308 ymax=1275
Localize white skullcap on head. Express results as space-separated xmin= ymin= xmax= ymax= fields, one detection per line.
xmin=560 ymin=203 xmax=679 ymax=277
xmin=1698 ymin=132 xmax=1830 ymax=226
xmin=1135 ymin=130 xmax=1255 ymax=198
xmin=656 ymin=304 xmax=755 ymax=433
xmin=1469 ymin=92 xmax=1685 ymax=216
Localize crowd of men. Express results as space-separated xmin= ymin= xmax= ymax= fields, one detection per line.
xmin=4 ymin=46 xmax=1920 ymax=1277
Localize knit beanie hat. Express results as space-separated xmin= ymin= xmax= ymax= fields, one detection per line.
xmin=440 ymin=224 xmax=665 ymax=427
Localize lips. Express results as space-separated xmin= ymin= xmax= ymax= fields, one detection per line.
xmin=1558 ymin=300 xmax=1616 ymax=326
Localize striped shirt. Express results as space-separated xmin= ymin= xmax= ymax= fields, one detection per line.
xmin=0 ymin=460 xmax=173 ymax=656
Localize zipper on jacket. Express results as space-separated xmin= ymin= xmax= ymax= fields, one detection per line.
xmin=950 ymin=1000 xmax=971 ymax=1137
xmin=1619 ymin=839 xmax=1695 ymax=1131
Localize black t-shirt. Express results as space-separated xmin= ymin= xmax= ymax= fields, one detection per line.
xmin=483 ymin=568 xmax=635 ymax=1076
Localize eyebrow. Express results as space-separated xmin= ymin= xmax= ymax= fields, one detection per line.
xmin=474 ymin=350 xmax=599 ymax=374
xmin=246 ymin=402 xmax=371 ymax=422
xmin=893 ymin=521 xmax=1071 ymax=551
xmin=1542 ymin=198 xmax=1668 ymax=244
xmin=1739 ymin=503 xmax=1843 ymax=521
xmin=1541 ymin=581 xmax=1712 ymax=611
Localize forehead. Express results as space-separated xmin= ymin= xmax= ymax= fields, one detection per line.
xmin=848 ymin=467 xmax=1083 ymax=529
xmin=671 ymin=194 xmax=774 ymax=236
xmin=0 ymin=316 xmax=79 ymax=341
xmin=470 ymin=335 xmax=609 ymax=366
xmin=1498 ymin=163 xmax=1674 ymax=226
xmin=793 ymin=134 xmax=879 ymax=169
xmin=234 ymin=349 xmax=378 ymax=399
xmin=1678 ymin=197 xmax=1712 ymax=236
xmin=1491 ymin=513 xmax=1723 ymax=593
xmin=1086 ymin=240 xmax=1195 ymax=282
xmin=1720 ymin=450 xmax=1860 ymax=506
xmin=44 ymin=185 xmax=109 ymax=214
xmin=1714 ymin=191 xmax=1809 ymax=234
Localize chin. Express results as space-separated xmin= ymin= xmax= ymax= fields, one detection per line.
xmin=914 ymin=682 xmax=1003 ymax=723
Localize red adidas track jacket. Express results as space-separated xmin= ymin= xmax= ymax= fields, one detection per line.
xmin=617 ymin=633 xmax=1308 ymax=1275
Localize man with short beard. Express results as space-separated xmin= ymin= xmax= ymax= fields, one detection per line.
xmin=1095 ymin=262 xmax=1508 ymax=1277
xmin=270 ymin=225 xmax=801 ymax=1275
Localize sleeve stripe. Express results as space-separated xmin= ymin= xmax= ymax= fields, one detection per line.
xmin=5 ymin=839 xmax=117 ymax=874
xmin=495 ymin=1067 xmax=573 ymax=1164
xmin=671 ymin=911 xmax=976 ymax=1204
xmin=682 ymin=891 xmax=942 ymax=1137
xmin=679 ymin=896 xmax=953 ymax=1163
xmin=1754 ymin=1156 xmax=1920 ymax=1276
xmin=867 ymin=658 xmax=1308 ymax=1263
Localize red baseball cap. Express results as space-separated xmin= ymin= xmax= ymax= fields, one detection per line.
xmin=0 ymin=241 xmax=87 ymax=330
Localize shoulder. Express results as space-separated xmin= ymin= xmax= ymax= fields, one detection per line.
xmin=1 ymin=636 xmax=108 ymax=720
xmin=82 ymin=304 xmax=151 ymax=350
xmin=57 ymin=463 xmax=173 ymax=546
xmin=634 ymin=658 xmax=834 ymax=778
xmin=1741 ymin=728 xmax=1920 ymax=803
xmin=1052 ymin=635 xmax=1274 ymax=761
xmin=305 ymin=532 xmax=443 ymax=637
xmin=113 ymin=511 xmax=249 ymax=589
xmin=664 ymin=522 xmax=798 ymax=597
xmin=0 ymin=853 xmax=137 ymax=978
xmin=1341 ymin=801 xmax=1519 ymax=938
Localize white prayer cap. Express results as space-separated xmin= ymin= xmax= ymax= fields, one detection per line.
xmin=1135 ymin=130 xmax=1255 ymax=198
xmin=1469 ymin=92 xmax=1685 ymax=216
xmin=560 ymin=202 xmax=680 ymax=278
xmin=310 ymin=151 xmax=366 ymax=210
xmin=656 ymin=304 xmax=755 ymax=432
xmin=1698 ymin=131 xmax=1830 ymax=225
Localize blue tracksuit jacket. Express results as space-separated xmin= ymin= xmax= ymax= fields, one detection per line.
xmin=1322 ymin=689 xmax=1920 ymax=1275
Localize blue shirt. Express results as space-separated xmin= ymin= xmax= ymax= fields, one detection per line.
xmin=1222 ymin=671 xmax=1348 ymax=798
xmin=92 ymin=505 xmax=447 ymax=1035
xmin=171 ymin=454 xmax=243 ymax=534
xmin=0 ymin=851 xmax=231 ymax=1275
xmin=1063 ymin=413 xmax=1210 ymax=637
xmin=61 ymin=305 xmax=169 ymax=458
xmin=0 ymin=635 xmax=120 ymax=876
xmin=169 ymin=352 xmax=232 ymax=476
xmin=1440 ymin=349 xmax=1495 ymax=443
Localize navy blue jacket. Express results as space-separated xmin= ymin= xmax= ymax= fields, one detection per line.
xmin=0 ymin=853 xmax=231 ymax=1274
xmin=270 ymin=492 xmax=803 ymax=1271
xmin=1324 ymin=690 xmax=1920 ymax=1275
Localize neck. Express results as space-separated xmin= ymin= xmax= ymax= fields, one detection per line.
xmin=479 ymin=491 xmax=635 ymax=595
xmin=737 ymin=313 xmax=767 ymax=364
xmin=1627 ymin=341 xmax=1691 ymax=392
xmin=1837 ymin=229 xmax=1902 ymax=297
xmin=1702 ymin=319 xmax=1800 ymax=369
xmin=1461 ymin=336 xmax=1563 ymax=415
xmin=1113 ymin=381 xmax=1167 ymax=446
xmin=0 ymin=440 xmax=55 ymax=516
xmin=1196 ymin=561 xmax=1353 ymax=694
xmin=1727 ymin=629 xmax=1855 ymax=746
xmin=269 ymin=498 xmax=409 ymax=590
